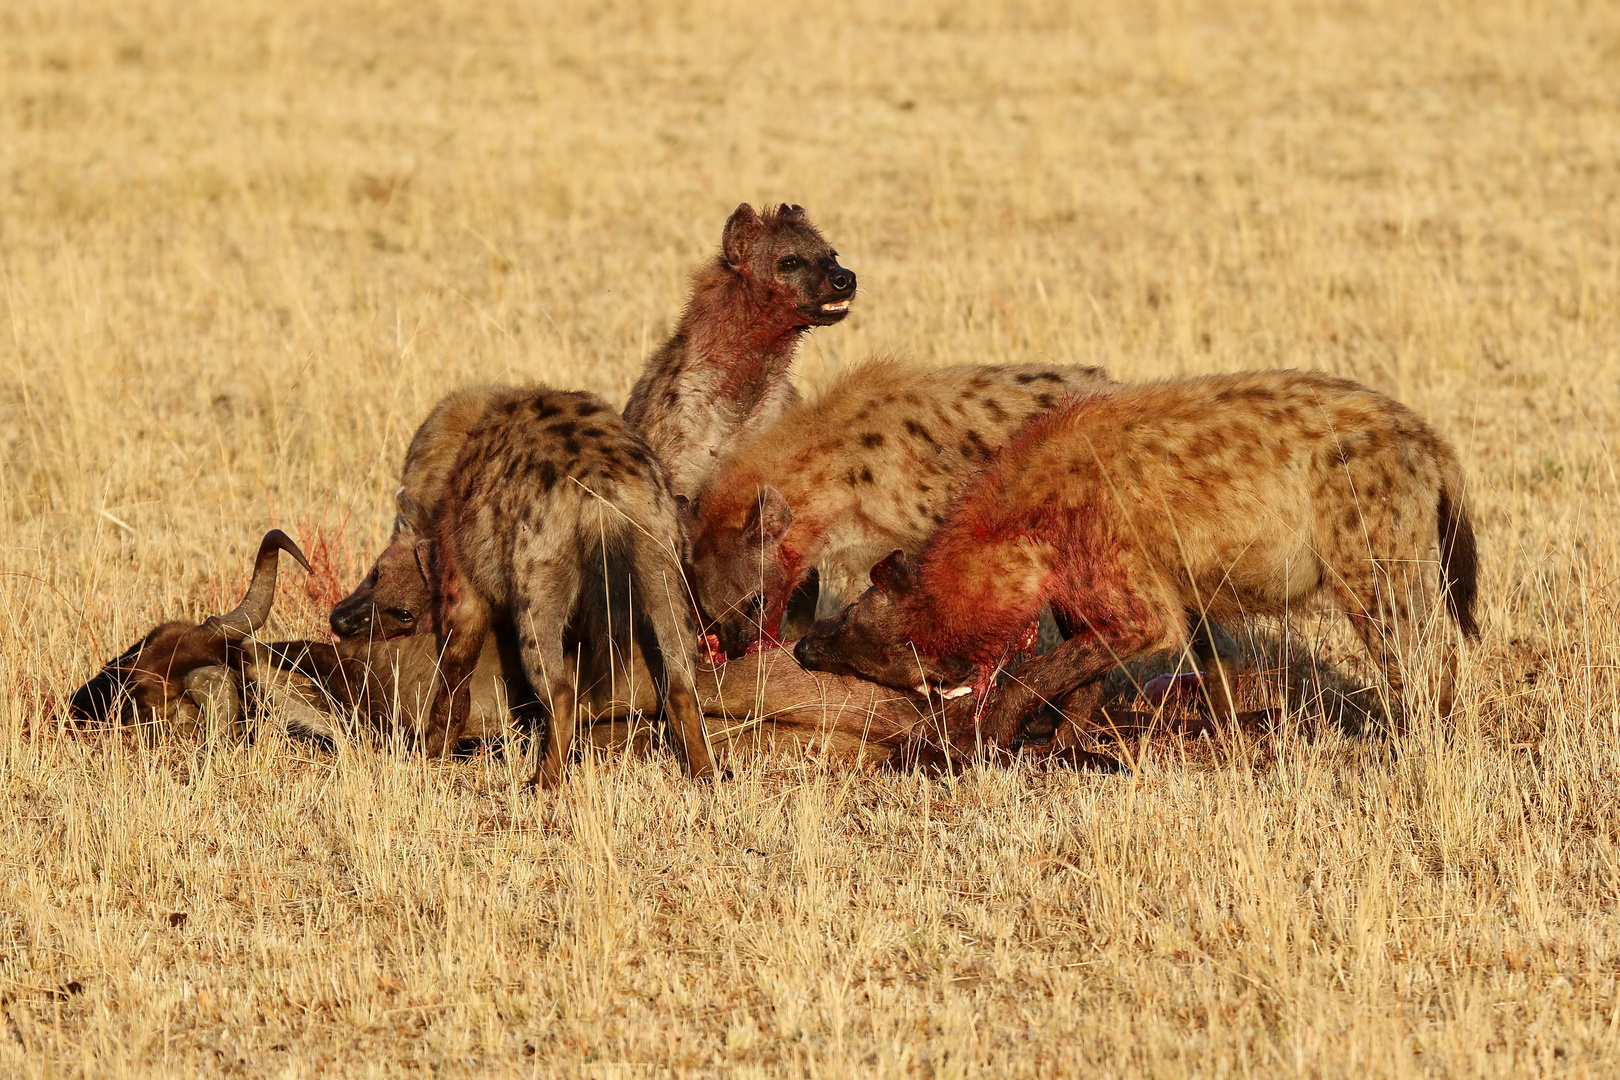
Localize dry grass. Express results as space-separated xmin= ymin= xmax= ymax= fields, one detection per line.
xmin=2 ymin=0 xmax=1619 ymax=1074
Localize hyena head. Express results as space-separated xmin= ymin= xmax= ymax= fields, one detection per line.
xmin=684 ymin=485 xmax=798 ymax=659
xmin=793 ymin=549 xmax=976 ymax=694
xmin=329 ymin=513 xmax=434 ymax=641
xmin=721 ymin=203 xmax=856 ymax=329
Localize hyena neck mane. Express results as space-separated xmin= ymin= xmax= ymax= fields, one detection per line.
xmin=912 ymin=538 xmax=1051 ymax=671
xmin=677 ymin=262 xmax=808 ymax=404
xmin=901 ymin=474 xmax=1061 ymax=671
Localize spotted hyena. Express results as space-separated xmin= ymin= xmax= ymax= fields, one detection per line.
xmin=329 ymin=385 xmax=668 ymax=719
xmin=794 ymin=370 xmax=1479 ymax=753
xmin=423 ymin=386 xmax=717 ymax=787
xmin=622 ymin=203 xmax=855 ymax=500
xmin=683 ymin=359 xmax=1113 ymax=658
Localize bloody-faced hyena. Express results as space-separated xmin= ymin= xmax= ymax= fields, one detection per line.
xmin=684 ymin=359 xmax=1111 ymax=658
xmin=424 ymin=387 xmax=718 ymax=787
xmin=795 ymin=371 xmax=1479 ymax=752
xmin=622 ymin=203 xmax=855 ymax=500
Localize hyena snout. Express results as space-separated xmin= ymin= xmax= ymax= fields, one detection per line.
xmin=330 ymin=536 xmax=432 ymax=640
xmin=792 ymin=627 xmax=842 ymax=676
xmin=329 ymin=593 xmax=375 ymax=638
xmin=792 ymin=606 xmax=859 ymax=675
xmin=805 ymin=259 xmax=856 ymax=322
xmin=723 ymin=604 xmax=778 ymax=660
xmin=330 ymin=589 xmax=420 ymax=640
xmin=825 ymin=260 xmax=855 ymax=295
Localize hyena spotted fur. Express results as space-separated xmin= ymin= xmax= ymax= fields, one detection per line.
xmin=424 ymin=386 xmax=718 ymax=787
xmin=622 ymin=203 xmax=855 ymax=500
xmin=684 ymin=359 xmax=1112 ymax=658
xmin=331 ymin=385 xmax=691 ymax=720
xmin=795 ymin=371 xmax=1479 ymax=754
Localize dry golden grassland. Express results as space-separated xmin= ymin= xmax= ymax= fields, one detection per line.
xmin=2 ymin=0 xmax=1618 ymax=1074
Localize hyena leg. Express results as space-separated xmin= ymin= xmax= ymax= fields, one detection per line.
xmin=1190 ymin=611 xmax=1242 ymax=721
xmin=1337 ymin=561 xmax=1439 ymax=729
xmin=425 ymin=561 xmax=493 ymax=758
xmin=511 ymin=565 xmax=585 ymax=789
xmin=629 ymin=541 xmax=718 ymax=781
xmin=977 ymin=601 xmax=1176 ymax=755
xmin=517 ymin=618 xmax=578 ymax=791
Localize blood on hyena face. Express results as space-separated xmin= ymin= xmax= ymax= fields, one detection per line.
xmin=722 ymin=203 xmax=856 ymax=328
xmin=793 ymin=549 xmax=974 ymax=693
xmin=685 ymin=486 xmax=795 ymax=659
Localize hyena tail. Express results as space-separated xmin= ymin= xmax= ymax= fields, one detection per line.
xmin=574 ymin=523 xmax=640 ymax=696
xmin=1437 ymin=454 xmax=1480 ymax=639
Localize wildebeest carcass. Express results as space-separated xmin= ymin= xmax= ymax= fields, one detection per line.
xmin=66 ymin=525 xmax=1124 ymax=771
xmin=67 ymin=527 xmax=937 ymax=764
xmin=66 ymin=530 xmax=330 ymax=739
xmin=268 ymin=631 xmax=936 ymax=765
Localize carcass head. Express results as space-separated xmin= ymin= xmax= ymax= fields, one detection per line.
xmin=68 ymin=530 xmax=311 ymax=727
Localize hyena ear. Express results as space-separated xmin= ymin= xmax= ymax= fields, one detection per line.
xmin=778 ymin=203 xmax=807 ymax=221
xmin=722 ymin=203 xmax=762 ymax=270
xmin=674 ymin=492 xmax=692 ymax=517
xmin=869 ymin=549 xmax=916 ymax=595
xmin=746 ymin=486 xmax=793 ymax=546
xmin=413 ymin=538 xmax=436 ymax=585
xmin=396 ymin=490 xmax=429 ymax=536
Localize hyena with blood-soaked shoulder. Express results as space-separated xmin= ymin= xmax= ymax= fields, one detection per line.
xmin=795 ymin=370 xmax=1480 ymax=756
xmin=422 ymin=386 xmax=719 ymax=788
xmin=683 ymin=359 xmax=1115 ymax=659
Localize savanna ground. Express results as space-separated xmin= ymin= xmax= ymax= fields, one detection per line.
xmin=2 ymin=0 xmax=1618 ymax=1075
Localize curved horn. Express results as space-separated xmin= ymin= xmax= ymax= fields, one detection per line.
xmin=205 ymin=530 xmax=313 ymax=641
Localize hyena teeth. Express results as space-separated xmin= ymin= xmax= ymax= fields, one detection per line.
xmin=821 ymin=300 xmax=849 ymax=312
xmin=912 ymin=682 xmax=972 ymax=699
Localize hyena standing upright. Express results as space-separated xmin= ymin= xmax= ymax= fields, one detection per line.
xmin=623 ymin=203 xmax=856 ymax=500
xmin=795 ymin=371 xmax=1479 ymax=754
xmin=683 ymin=359 xmax=1112 ymax=658
xmin=423 ymin=386 xmax=718 ymax=787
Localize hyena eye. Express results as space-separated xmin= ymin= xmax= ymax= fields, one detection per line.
xmin=388 ymin=609 xmax=415 ymax=625
xmin=749 ymin=593 xmax=767 ymax=615
xmin=777 ymin=256 xmax=802 ymax=274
